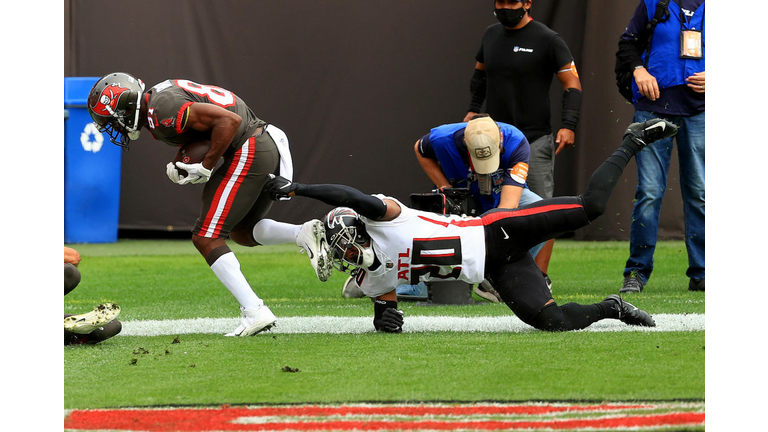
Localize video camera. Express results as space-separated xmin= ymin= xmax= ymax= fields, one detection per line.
xmin=409 ymin=188 xmax=480 ymax=217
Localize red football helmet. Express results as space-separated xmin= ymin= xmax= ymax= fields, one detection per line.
xmin=87 ymin=72 xmax=145 ymax=149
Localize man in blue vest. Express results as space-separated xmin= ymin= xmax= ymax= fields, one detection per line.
xmin=616 ymin=0 xmax=705 ymax=293
xmin=412 ymin=114 xmax=545 ymax=301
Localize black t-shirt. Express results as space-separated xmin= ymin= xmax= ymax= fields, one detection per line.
xmin=476 ymin=20 xmax=574 ymax=142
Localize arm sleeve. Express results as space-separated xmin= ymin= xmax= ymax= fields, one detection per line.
xmin=468 ymin=68 xmax=487 ymax=113
xmin=295 ymin=184 xmax=388 ymax=220
xmin=561 ymin=88 xmax=582 ymax=131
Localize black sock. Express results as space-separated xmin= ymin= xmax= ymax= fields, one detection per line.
xmin=535 ymin=302 xmax=612 ymax=331
xmin=581 ymin=136 xmax=639 ymax=221
xmin=608 ymin=136 xmax=642 ymax=168
xmin=599 ymin=298 xmax=621 ymax=319
xmin=560 ymin=302 xmax=610 ymax=329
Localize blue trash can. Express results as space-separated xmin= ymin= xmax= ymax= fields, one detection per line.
xmin=64 ymin=77 xmax=123 ymax=243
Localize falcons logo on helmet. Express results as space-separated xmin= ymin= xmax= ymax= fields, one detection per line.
xmin=326 ymin=207 xmax=359 ymax=229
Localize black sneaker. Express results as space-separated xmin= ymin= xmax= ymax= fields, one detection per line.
xmin=619 ymin=272 xmax=645 ymax=293
xmin=624 ymin=118 xmax=678 ymax=147
xmin=605 ymin=294 xmax=656 ymax=327
xmin=688 ymin=278 xmax=705 ymax=292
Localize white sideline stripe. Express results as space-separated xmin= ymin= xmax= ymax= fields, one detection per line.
xmin=119 ymin=314 xmax=704 ymax=336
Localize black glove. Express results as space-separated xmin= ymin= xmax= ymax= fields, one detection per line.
xmin=264 ymin=174 xmax=301 ymax=201
xmin=374 ymin=308 xmax=404 ymax=333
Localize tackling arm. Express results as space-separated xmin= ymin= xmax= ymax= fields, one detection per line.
xmin=265 ymin=176 xmax=402 ymax=221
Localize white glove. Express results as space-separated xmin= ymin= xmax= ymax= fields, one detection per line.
xmin=166 ymin=162 xmax=182 ymax=184
xmin=175 ymin=162 xmax=212 ymax=185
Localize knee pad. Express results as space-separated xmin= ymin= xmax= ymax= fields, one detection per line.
xmin=532 ymin=302 xmax=570 ymax=332
xmin=64 ymin=263 xmax=81 ymax=295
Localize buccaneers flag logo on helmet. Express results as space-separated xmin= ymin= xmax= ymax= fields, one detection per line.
xmin=90 ymin=83 xmax=131 ymax=116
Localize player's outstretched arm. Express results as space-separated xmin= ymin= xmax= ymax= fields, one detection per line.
xmin=265 ymin=175 xmax=401 ymax=220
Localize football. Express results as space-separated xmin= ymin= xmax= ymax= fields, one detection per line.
xmin=173 ymin=140 xmax=210 ymax=176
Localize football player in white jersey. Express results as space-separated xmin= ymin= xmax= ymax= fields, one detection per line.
xmin=266 ymin=119 xmax=678 ymax=333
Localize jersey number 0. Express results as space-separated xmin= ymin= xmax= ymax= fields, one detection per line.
xmin=410 ymin=237 xmax=463 ymax=284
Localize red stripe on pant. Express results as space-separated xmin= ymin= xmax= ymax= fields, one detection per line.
xmin=199 ymin=138 xmax=255 ymax=238
xmin=417 ymin=203 xmax=583 ymax=229
xmin=480 ymin=203 xmax=584 ymax=225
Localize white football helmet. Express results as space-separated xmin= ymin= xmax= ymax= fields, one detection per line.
xmin=324 ymin=207 xmax=375 ymax=274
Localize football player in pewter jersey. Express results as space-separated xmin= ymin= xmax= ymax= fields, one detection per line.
xmin=64 ymin=247 xmax=122 ymax=345
xmin=86 ymin=72 xmax=334 ymax=337
xmin=265 ymin=118 xmax=679 ymax=333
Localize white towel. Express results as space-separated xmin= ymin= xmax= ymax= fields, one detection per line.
xmin=265 ymin=125 xmax=293 ymax=182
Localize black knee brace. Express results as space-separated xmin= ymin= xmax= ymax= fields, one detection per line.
xmin=532 ymin=302 xmax=571 ymax=332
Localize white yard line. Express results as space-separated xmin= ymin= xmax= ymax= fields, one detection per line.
xmin=119 ymin=314 xmax=704 ymax=336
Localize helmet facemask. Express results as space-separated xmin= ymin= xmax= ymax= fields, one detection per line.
xmin=98 ymin=91 xmax=142 ymax=147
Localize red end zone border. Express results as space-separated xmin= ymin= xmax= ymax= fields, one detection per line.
xmin=64 ymin=402 xmax=705 ymax=431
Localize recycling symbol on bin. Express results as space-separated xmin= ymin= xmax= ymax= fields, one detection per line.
xmin=80 ymin=123 xmax=104 ymax=153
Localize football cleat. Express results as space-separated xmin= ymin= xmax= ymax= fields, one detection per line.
xmin=298 ymin=219 xmax=334 ymax=282
xmin=624 ymin=118 xmax=678 ymax=147
xmin=341 ymin=276 xmax=366 ymax=298
xmin=64 ymin=303 xmax=121 ymax=334
xmin=225 ymin=305 xmax=277 ymax=337
xmin=605 ymin=294 xmax=656 ymax=327
xmin=474 ymin=279 xmax=502 ymax=303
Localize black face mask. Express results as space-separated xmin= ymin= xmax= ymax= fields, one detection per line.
xmin=494 ymin=7 xmax=527 ymax=28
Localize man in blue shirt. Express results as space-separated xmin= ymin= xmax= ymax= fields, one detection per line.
xmin=411 ymin=114 xmax=545 ymax=301
xmin=415 ymin=114 xmax=542 ymax=213
xmin=616 ymin=0 xmax=705 ymax=293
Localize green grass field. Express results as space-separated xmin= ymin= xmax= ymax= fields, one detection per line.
xmin=64 ymin=239 xmax=704 ymax=412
